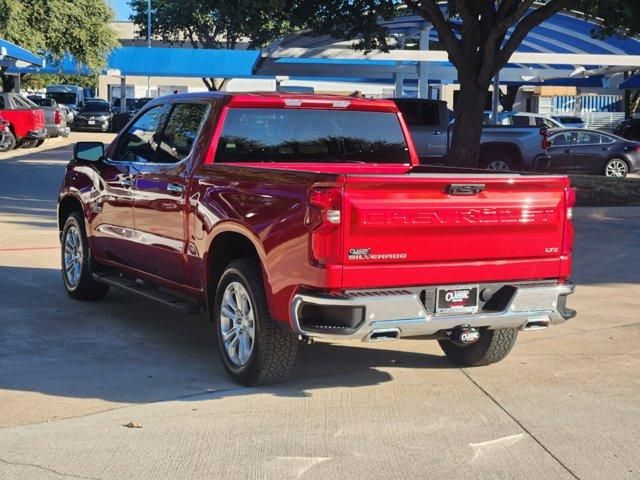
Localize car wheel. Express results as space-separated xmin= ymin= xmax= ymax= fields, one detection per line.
xmin=61 ymin=212 xmax=110 ymax=301
xmin=0 ymin=132 xmax=16 ymax=152
xmin=604 ymin=158 xmax=629 ymax=178
xmin=213 ymin=259 xmax=298 ymax=386
xmin=483 ymin=159 xmax=513 ymax=171
xmin=438 ymin=328 xmax=518 ymax=366
xmin=20 ymin=138 xmax=39 ymax=149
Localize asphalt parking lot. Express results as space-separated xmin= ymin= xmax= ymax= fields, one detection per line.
xmin=0 ymin=134 xmax=639 ymax=480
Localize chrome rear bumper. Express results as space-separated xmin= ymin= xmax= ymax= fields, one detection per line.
xmin=291 ymin=283 xmax=575 ymax=341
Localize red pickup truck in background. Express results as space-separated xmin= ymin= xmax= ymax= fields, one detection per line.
xmin=57 ymin=93 xmax=576 ymax=385
xmin=0 ymin=92 xmax=46 ymax=151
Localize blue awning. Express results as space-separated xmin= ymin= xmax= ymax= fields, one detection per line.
xmin=9 ymin=47 xmax=261 ymax=78
xmin=109 ymin=47 xmax=260 ymax=77
xmin=0 ymin=39 xmax=44 ymax=68
xmin=619 ymin=75 xmax=640 ymax=89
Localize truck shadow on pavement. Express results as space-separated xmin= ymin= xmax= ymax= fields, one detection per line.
xmin=0 ymin=146 xmax=72 ymax=230
xmin=0 ymin=266 xmax=454 ymax=406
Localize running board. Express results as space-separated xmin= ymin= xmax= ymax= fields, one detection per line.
xmin=93 ymin=273 xmax=202 ymax=314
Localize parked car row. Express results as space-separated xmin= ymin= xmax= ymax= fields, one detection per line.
xmin=394 ymin=98 xmax=639 ymax=178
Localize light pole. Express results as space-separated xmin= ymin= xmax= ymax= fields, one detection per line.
xmin=147 ymin=0 xmax=152 ymax=97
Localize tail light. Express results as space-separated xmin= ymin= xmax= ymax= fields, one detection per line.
xmin=306 ymin=187 xmax=342 ymax=266
xmin=540 ymin=128 xmax=550 ymax=150
xmin=561 ymin=187 xmax=576 ymax=256
xmin=54 ymin=110 xmax=61 ymax=125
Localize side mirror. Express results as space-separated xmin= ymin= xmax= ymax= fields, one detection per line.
xmin=74 ymin=142 xmax=105 ymax=162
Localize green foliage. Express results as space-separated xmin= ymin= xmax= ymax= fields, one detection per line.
xmin=129 ymin=0 xmax=294 ymax=49
xmin=0 ymin=0 xmax=119 ymax=72
xmin=21 ymin=73 xmax=99 ymax=91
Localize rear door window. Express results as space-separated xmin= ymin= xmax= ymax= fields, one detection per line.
xmin=215 ymin=108 xmax=410 ymax=164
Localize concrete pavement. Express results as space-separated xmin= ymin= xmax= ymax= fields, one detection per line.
xmin=0 ymin=135 xmax=638 ymax=479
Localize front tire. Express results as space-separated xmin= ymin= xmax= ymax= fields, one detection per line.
xmin=213 ymin=259 xmax=298 ymax=386
xmin=61 ymin=212 xmax=109 ymax=301
xmin=439 ymin=328 xmax=518 ymax=366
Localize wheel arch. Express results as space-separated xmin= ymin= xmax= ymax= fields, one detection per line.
xmin=205 ymin=225 xmax=271 ymax=312
xmin=58 ymin=195 xmax=84 ymax=233
xmin=479 ymin=142 xmax=523 ymax=169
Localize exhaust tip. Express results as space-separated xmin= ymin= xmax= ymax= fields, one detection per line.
xmin=524 ymin=316 xmax=550 ymax=331
xmin=367 ymin=328 xmax=400 ymax=342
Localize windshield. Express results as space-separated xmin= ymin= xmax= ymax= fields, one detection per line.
xmin=81 ymin=103 xmax=110 ymax=113
xmin=46 ymin=92 xmax=77 ymax=105
xmin=28 ymin=97 xmax=53 ymax=107
xmin=215 ymin=108 xmax=410 ymax=164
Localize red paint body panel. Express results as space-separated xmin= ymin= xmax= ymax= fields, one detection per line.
xmin=59 ymin=92 xmax=574 ymax=329
xmin=0 ymin=108 xmax=45 ymax=140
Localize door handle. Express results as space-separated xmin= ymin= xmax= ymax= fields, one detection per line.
xmin=120 ymin=178 xmax=134 ymax=188
xmin=433 ymin=131 xmax=443 ymax=135
xmin=447 ymin=183 xmax=485 ymax=196
xmin=166 ymin=183 xmax=185 ymax=194
xmin=564 ymin=149 xmax=572 ymax=154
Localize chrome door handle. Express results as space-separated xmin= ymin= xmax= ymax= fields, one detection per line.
xmin=120 ymin=178 xmax=134 ymax=188
xmin=167 ymin=183 xmax=185 ymax=194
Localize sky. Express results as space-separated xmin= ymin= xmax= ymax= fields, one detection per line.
xmin=109 ymin=0 xmax=133 ymax=21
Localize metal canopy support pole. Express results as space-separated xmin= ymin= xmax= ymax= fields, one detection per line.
xmin=418 ymin=25 xmax=431 ymax=99
xmin=394 ymin=71 xmax=405 ymax=97
xmin=147 ymin=0 xmax=152 ymax=97
xmin=120 ymin=76 xmax=127 ymax=113
xmin=491 ymin=72 xmax=500 ymax=124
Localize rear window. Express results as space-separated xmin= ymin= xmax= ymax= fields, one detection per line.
xmin=215 ymin=108 xmax=410 ymax=164
xmin=46 ymin=92 xmax=77 ymax=105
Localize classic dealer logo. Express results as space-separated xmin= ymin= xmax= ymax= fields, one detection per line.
xmin=348 ymin=248 xmax=407 ymax=261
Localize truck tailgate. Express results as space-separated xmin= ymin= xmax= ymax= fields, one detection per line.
xmin=341 ymin=173 xmax=571 ymax=288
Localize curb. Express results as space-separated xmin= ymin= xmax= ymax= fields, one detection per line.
xmin=573 ymin=206 xmax=640 ymax=219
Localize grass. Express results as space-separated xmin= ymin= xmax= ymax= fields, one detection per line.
xmin=570 ymin=175 xmax=640 ymax=207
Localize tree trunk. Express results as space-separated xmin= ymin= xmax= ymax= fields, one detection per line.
xmin=499 ymin=85 xmax=519 ymax=112
xmin=201 ymin=77 xmax=229 ymax=91
xmin=0 ymin=71 xmax=15 ymax=92
xmin=447 ymin=79 xmax=491 ymax=168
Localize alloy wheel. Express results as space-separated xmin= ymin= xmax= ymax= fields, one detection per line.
xmin=486 ymin=160 xmax=511 ymax=171
xmin=220 ymin=281 xmax=256 ymax=367
xmin=63 ymin=225 xmax=83 ymax=287
xmin=605 ymin=159 xmax=628 ymax=177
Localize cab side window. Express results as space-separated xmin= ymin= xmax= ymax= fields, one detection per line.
xmin=112 ymin=104 xmax=168 ymax=162
xmin=154 ymin=103 xmax=210 ymax=163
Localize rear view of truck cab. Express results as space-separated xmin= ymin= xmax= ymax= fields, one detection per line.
xmin=58 ymin=92 xmax=576 ymax=386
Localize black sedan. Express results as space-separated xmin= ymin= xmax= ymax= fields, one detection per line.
xmin=72 ymin=102 xmax=113 ymax=132
xmin=111 ymin=97 xmax=153 ymax=133
xmin=613 ymin=118 xmax=640 ymax=141
xmin=534 ymin=129 xmax=640 ymax=177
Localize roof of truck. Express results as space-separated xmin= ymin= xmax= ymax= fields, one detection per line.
xmin=162 ymin=91 xmax=400 ymax=112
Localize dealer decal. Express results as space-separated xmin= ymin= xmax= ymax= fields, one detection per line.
xmin=348 ymin=248 xmax=407 ymax=261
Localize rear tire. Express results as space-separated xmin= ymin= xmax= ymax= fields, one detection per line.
xmin=61 ymin=212 xmax=110 ymax=301
xmin=604 ymin=158 xmax=628 ymax=178
xmin=213 ymin=259 xmax=298 ymax=386
xmin=0 ymin=132 xmax=16 ymax=152
xmin=439 ymin=328 xmax=518 ymax=366
xmin=481 ymin=156 xmax=514 ymax=171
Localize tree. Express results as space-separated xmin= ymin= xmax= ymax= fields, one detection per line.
xmin=21 ymin=73 xmax=100 ymax=92
xmin=299 ymin=0 xmax=639 ymax=167
xmin=0 ymin=0 xmax=118 ymax=92
xmin=129 ymin=0 xmax=295 ymax=91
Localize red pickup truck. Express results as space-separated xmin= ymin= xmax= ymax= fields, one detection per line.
xmin=58 ymin=92 xmax=576 ymax=385
xmin=0 ymin=92 xmax=46 ymax=150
